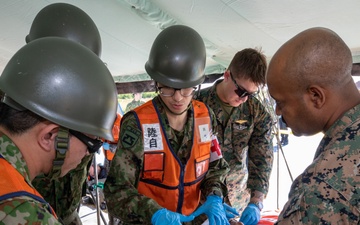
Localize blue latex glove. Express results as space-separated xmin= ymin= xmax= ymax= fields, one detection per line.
xmin=191 ymin=195 xmax=229 ymax=225
xmin=239 ymin=203 xmax=260 ymax=225
xmin=223 ymin=203 xmax=239 ymax=220
xmin=151 ymin=208 xmax=194 ymax=225
xmin=102 ymin=142 xmax=110 ymax=150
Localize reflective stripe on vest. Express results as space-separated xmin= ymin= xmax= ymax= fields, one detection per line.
xmin=0 ymin=155 xmax=57 ymax=218
xmin=135 ymin=99 xmax=212 ymax=215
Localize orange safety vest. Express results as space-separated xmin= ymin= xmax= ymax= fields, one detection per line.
xmin=135 ymin=100 xmax=212 ymax=215
xmin=112 ymin=113 xmax=122 ymax=143
xmin=103 ymin=113 xmax=122 ymax=161
xmin=0 ymin=155 xmax=57 ymax=218
xmin=103 ymin=147 xmax=115 ymax=161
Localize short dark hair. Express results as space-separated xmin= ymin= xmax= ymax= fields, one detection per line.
xmin=0 ymin=102 xmax=46 ymax=135
xmin=228 ymin=48 xmax=267 ymax=86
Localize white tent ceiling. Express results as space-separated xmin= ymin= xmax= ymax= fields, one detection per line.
xmin=1 ymin=0 xmax=360 ymax=83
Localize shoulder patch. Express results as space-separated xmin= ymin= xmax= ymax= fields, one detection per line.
xmin=121 ymin=125 xmax=141 ymax=148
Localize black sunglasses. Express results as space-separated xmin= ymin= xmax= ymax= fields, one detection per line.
xmin=230 ymin=71 xmax=258 ymax=98
xmin=69 ymin=130 xmax=103 ymax=153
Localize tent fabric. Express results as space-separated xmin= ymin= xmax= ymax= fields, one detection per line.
xmin=0 ymin=0 xmax=359 ymax=82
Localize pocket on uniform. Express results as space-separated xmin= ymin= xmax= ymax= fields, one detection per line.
xmin=142 ymin=152 xmax=165 ymax=182
xmin=195 ymin=154 xmax=210 ymax=178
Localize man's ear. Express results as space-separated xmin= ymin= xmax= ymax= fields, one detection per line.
xmin=38 ymin=124 xmax=59 ymax=152
xmin=307 ymin=85 xmax=326 ymax=109
xmin=224 ymin=70 xmax=231 ymax=81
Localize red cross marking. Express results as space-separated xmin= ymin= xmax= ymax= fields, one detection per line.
xmin=211 ymin=139 xmax=221 ymax=156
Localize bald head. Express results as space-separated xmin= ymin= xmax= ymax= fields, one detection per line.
xmin=268 ymin=27 xmax=353 ymax=91
xmin=267 ymin=27 xmax=360 ymax=135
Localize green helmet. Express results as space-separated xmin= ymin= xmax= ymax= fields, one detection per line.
xmin=0 ymin=37 xmax=117 ymax=141
xmin=145 ymin=25 xmax=206 ymax=89
xmin=26 ymin=3 xmax=101 ymax=56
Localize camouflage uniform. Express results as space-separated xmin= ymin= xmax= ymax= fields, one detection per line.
xmin=0 ymin=135 xmax=62 ymax=225
xmin=196 ymin=80 xmax=274 ymax=214
xmin=104 ymin=96 xmax=229 ymax=225
xmin=276 ymin=105 xmax=360 ymax=225
xmin=125 ymin=100 xmax=145 ymax=113
xmin=32 ymin=154 xmax=93 ymax=225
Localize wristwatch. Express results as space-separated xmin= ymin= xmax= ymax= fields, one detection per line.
xmin=251 ymin=201 xmax=263 ymax=211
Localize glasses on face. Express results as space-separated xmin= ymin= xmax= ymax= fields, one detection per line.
xmin=230 ymin=71 xmax=258 ymax=98
xmin=157 ymin=86 xmax=197 ymax=97
xmin=69 ymin=130 xmax=103 ymax=153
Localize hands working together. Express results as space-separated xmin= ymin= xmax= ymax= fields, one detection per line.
xmin=191 ymin=195 xmax=233 ymax=225
xmin=151 ymin=208 xmax=194 ymax=225
xmin=151 ymin=197 xmax=262 ymax=225
xmin=151 ymin=195 xmax=244 ymax=225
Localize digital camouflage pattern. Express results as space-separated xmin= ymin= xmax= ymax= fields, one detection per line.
xmin=125 ymin=100 xmax=145 ymax=113
xmin=0 ymin=135 xmax=62 ymax=225
xmin=276 ymin=104 xmax=360 ymax=225
xmin=104 ymin=96 xmax=229 ymax=225
xmin=32 ymin=154 xmax=93 ymax=225
xmin=196 ymin=80 xmax=274 ymax=214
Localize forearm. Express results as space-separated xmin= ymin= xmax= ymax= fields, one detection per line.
xmin=248 ymin=121 xmax=274 ymax=194
xmin=104 ymin=181 xmax=161 ymax=224
xmin=247 ymin=149 xmax=273 ymax=195
xmin=104 ymin=152 xmax=163 ymax=224
xmin=201 ymin=158 xmax=230 ymax=197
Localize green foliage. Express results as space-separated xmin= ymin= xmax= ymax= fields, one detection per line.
xmin=142 ymin=92 xmax=157 ymax=98
xmin=117 ymin=92 xmax=157 ymax=100
xmin=117 ymin=93 xmax=133 ymax=100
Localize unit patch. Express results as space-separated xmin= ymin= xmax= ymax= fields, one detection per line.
xmin=121 ymin=125 xmax=141 ymax=148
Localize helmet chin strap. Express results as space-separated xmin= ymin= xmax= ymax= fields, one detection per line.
xmin=50 ymin=127 xmax=70 ymax=180
xmin=158 ymin=96 xmax=191 ymax=116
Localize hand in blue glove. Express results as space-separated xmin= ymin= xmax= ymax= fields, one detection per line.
xmin=239 ymin=203 xmax=260 ymax=225
xmin=191 ymin=195 xmax=229 ymax=225
xmin=151 ymin=208 xmax=194 ymax=225
xmin=223 ymin=203 xmax=239 ymax=220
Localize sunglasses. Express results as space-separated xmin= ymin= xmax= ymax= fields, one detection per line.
xmin=69 ymin=130 xmax=103 ymax=153
xmin=230 ymin=71 xmax=258 ymax=98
